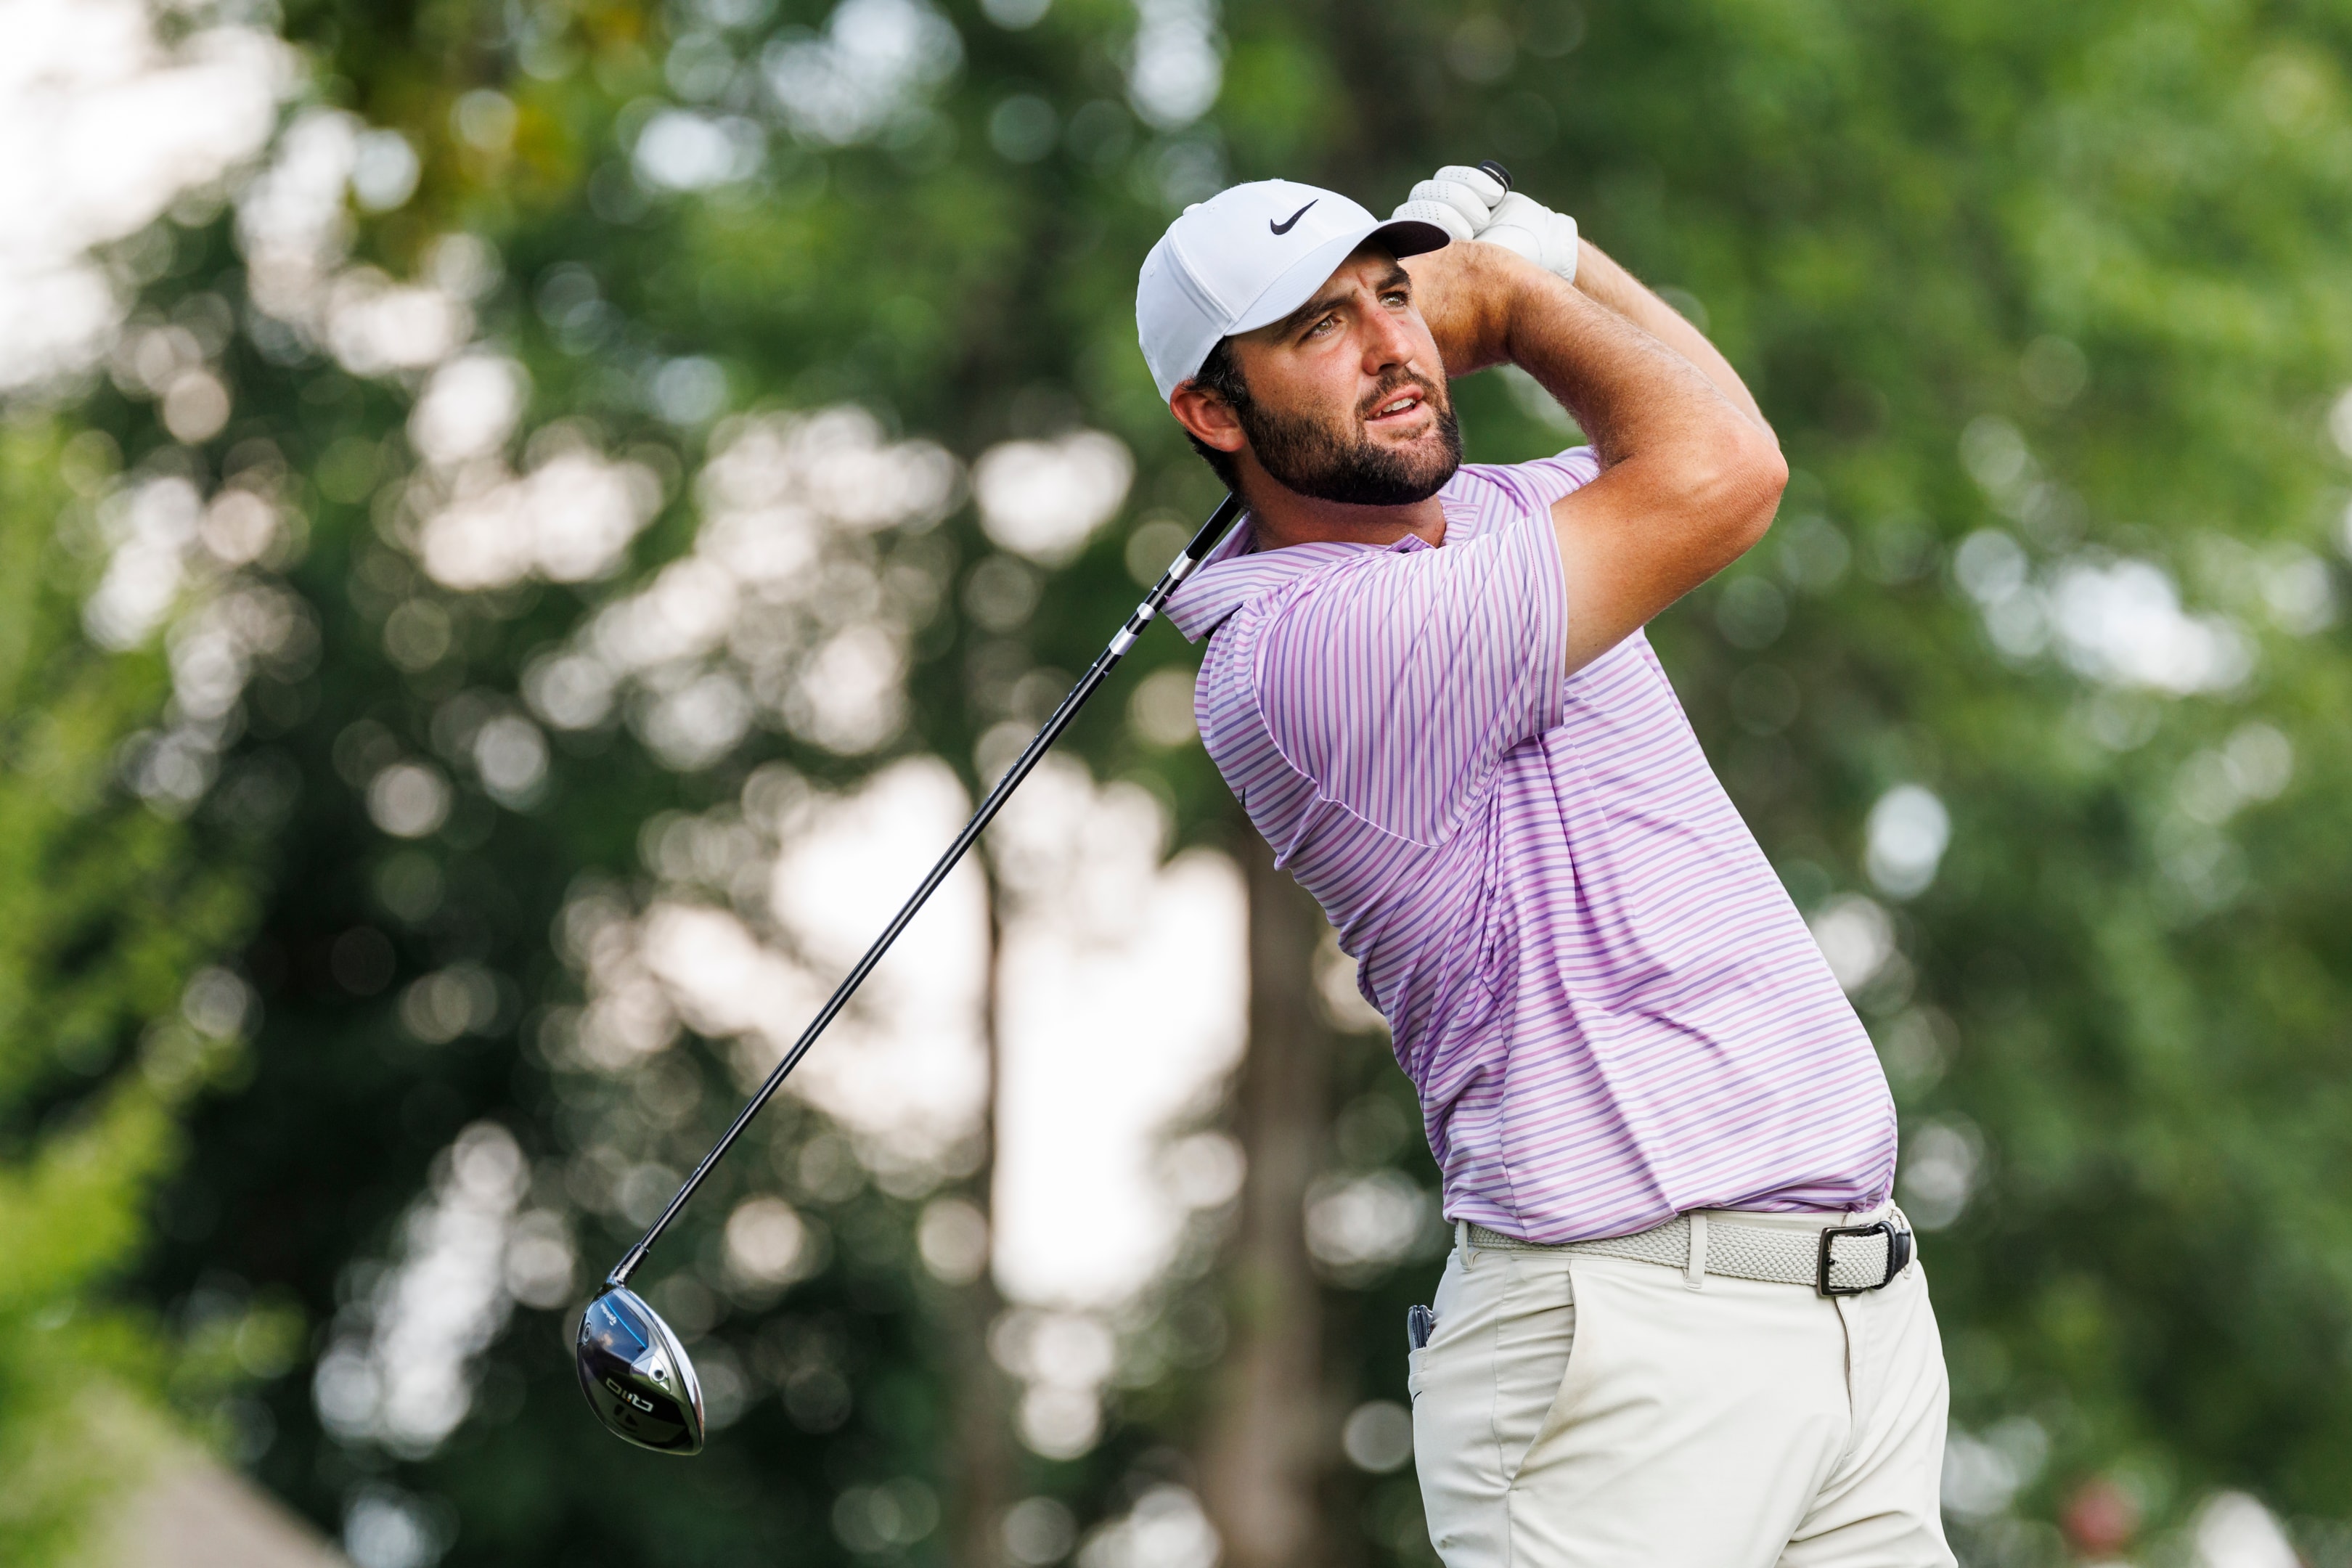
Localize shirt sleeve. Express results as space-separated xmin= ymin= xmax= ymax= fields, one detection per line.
xmin=1514 ymin=446 xmax=1604 ymax=507
xmin=1245 ymin=494 xmax=1571 ymax=847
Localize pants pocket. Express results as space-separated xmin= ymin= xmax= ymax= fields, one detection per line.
xmin=1492 ymin=1260 xmax=1577 ymax=1485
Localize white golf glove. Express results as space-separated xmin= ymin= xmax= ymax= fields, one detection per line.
xmin=1477 ymin=192 xmax=1580 ymax=282
xmin=1394 ymin=164 xmax=1508 ymax=242
xmin=1393 ymin=166 xmax=1580 ymax=284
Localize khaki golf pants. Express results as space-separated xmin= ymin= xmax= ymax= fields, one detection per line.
xmin=1409 ymin=1206 xmax=1956 ymax=1568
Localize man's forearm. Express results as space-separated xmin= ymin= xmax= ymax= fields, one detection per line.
xmin=1499 ymin=266 xmax=1747 ymax=473
xmin=1569 ymin=241 xmax=1773 ymax=441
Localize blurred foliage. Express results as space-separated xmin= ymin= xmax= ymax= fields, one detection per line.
xmin=0 ymin=421 xmax=261 ymax=1561
xmin=13 ymin=0 xmax=2352 ymax=1565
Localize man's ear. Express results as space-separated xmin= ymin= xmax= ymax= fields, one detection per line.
xmin=1170 ymin=380 xmax=1246 ymax=457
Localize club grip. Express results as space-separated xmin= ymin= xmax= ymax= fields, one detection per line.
xmin=1476 ymin=159 xmax=1513 ymax=192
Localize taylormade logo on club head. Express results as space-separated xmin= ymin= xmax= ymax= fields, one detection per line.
xmin=1270 ymin=200 xmax=1316 ymax=234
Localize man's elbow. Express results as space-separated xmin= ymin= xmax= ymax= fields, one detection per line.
xmin=1683 ymin=430 xmax=1787 ymax=565
xmin=1730 ymin=434 xmax=1789 ymax=552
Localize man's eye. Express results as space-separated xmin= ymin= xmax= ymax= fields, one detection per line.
xmin=1304 ymin=315 xmax=1337 ymax=338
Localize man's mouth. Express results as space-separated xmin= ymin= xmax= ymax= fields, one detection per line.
xmin=1365 ymin=388 xmax=1426 ymax=425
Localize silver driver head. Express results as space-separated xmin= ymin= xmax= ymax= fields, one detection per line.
xmin=574 ymin=1286 xmax=706 ymax=1455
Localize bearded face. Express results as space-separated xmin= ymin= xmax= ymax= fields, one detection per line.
xmin=1232 ymin=363 xmax=1463 ymax=507
xmin=1176 ymin=246 xmax=1466 ymax=512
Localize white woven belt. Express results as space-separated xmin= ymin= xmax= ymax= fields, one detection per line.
xmin=1465 ymin=1208 xmax=1915 ymax=1297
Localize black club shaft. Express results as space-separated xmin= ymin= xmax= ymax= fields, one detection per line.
xmin=602 ymin=491 xmax=1246 ymax=1289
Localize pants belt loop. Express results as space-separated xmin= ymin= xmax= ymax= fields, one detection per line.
xmin=1457 ymin=1218 xmax=1473 ymax=1267
xmin=1683 ymin=1212 xmax=1708 ymax=1291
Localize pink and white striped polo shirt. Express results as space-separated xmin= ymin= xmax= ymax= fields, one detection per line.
xmin=1165 ymin=449 xmax=1898 ymax=1243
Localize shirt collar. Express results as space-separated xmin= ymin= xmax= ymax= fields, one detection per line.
xmin=1161 ymin=476 xmax=1490 ymax=643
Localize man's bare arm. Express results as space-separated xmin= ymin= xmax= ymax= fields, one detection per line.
xmin=1405 ymin=242 xmax=1786 ymax=673
xmin=1569 ymin=240 xmax=1771 ymax=438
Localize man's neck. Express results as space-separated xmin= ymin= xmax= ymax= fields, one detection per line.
xmin=1239 ymin=470 xmax=1448 ymax=552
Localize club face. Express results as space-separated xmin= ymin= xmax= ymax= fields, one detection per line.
xmin=575 ymin=1286 xmax=706 ymax=1455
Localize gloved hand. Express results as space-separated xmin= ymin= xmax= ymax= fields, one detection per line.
xmin=1476 ymin=192 xmax=1580 ymax=284
xmin=1392 ymin=164 xmax=1509 ymax=242
xmin=1393 ymin=166 xmax=1580 ymax=285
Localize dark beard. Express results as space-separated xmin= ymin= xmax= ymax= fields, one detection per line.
xmin=1238 ymin=371 xmax=1463 ymax=507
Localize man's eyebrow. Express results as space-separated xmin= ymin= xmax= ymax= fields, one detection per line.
xmin=1278 ymin=288 xmax=1352 ymax=338
xmin=1277 ymin=266 xmax=1413 ymax=338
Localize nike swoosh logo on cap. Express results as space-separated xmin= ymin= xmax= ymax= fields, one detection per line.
xmin=1270 ymin=200 xmax=1316 ymax=235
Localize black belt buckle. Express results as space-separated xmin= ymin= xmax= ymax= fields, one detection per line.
xmin=1816 ymin=1219 xmax=1913 ymax=1297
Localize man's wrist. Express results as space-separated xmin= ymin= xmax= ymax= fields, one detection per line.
xmin=1495 ymin=256 xmax=1590 ymax=372
xmin=1468 ymin=244 xmax=1553 ymax=369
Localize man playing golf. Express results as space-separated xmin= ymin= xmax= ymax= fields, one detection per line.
xmin=1138 ymin=171 xmax=1951 ymax=1567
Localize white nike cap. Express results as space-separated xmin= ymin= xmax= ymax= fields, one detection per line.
xmin=1135 ymin=179 xmax=1451 ymax=401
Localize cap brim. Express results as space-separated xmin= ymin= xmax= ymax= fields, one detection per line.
xmin=1227 ymin=217 xmax=1453 ymax=338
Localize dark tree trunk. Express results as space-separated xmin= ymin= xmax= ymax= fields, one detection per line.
xmin=1198 ymin=827 xmax=1342 ymax=1568
xmin=944 ymin=875 xmax=1018 ymax=1568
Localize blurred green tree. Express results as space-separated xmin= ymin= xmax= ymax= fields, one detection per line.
xmin=0 ymin=420 xmax=266 ymax=1563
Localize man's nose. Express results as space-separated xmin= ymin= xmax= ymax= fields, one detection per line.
xmin=1360 ymin=302 xmax=1417 ymax=373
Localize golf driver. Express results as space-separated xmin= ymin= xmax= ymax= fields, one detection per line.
xmin=577 ymin=490 xmax=1246 ymax=1454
